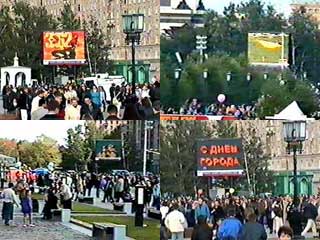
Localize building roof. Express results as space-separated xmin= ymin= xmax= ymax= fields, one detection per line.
xmin=291 ymin=0 xmax=320 ymax=4
xmin=1 ymin=66 xmax=31 ymax=70
xmin=196 ymin=0 xmax=205 ymax=11
xmin=177 ymin=0 xmax=191 ymax=10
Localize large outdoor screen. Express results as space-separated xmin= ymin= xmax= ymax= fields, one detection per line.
xmin=95 ymin=140 xmax=122 ymax=161
xmin=196 ymin=138 xmax=244 ymax=177
xmin=42 ymin=31 xmax=86 ymax=65
xmin=248 ymin=32 xmax=289 ymax=66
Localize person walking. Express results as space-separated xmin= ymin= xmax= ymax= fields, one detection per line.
xmin=217 ymin=207 xmax=243 ymax=240
xmin=278 ymin=226 xmax=293 ymax=240
xmin=191 ymin=215 xmax=213 ymax=240
xmin=272 ymin=198 xmax=283 ymax=234
xmin=301 ymin=198 xmax=318 ymax=237
xmin=1 ymin=182 xmax=20 ymax=226
xmin=164 ymin=202 xmax=188 ymax=240
xmin=21 ymin=189 xmax=34 ymax=227
xmin=58 ymin=182 xmax=72 ymax=210
xmin=42 ymin=187 xmax=58 ymax=220
xmin=195 ymin=198 xmax=211 ymax=223
xmin=241 ymin=207 xmax=267 ymax=240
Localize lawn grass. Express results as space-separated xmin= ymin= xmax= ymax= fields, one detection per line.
xmin=72 ymin=202 xmax=122 ymax=214
xmin=74 ymin=215 xmax=160 ymax=240
xmin=31 ymin=194 xmax=122 ymax=214
xmin=32 ymin=193 xmax=45 ymax=200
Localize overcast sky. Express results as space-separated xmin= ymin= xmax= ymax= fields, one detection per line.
xmin=203 ymin=0 xmax=292 ymax=17
xmin=0 ymin=121 xmax=84 ymax=145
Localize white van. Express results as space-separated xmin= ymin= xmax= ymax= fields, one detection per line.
xmin=83 ymin=74 xmax=125 ymax=101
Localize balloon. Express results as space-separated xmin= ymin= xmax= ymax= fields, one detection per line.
xmin=217 ymin=94 xmax=226 ymax=103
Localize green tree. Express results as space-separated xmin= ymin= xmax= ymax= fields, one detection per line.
xmin=58 ymin=3 xmax=80 ymax=30
xmin=19 ymin=135 xmax=61 ymax=169
xmin=161 ymin=0 xmax=320 ymax=116
xmin=62 ymin=122 xmax=122 ymax=171
xmin=62 ymin=125 xmax=91 ymax=170
xmin=0 ymin=139 xmax=18 ymax=158
xmin=238 ymin=122 xmax=274 ymax=194
xmin=0 ymin=2 xmax=57 ymax=80
xmin=83 ymin=17 xmax=112 ymax=75
xmin=160 ymin=121 xmax=274 ymax=196
xmin=160 ymin=121 xmax=215 ymax=195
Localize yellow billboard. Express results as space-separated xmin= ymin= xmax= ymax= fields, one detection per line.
xmin=248 ymin=32 xmax=289 ymax=66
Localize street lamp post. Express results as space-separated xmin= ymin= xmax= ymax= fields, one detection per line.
xmin=226 ymin=72 xmax=232 ymax=83
xmin=174 ymin=68 xmax=181 ymax=83
xmin=122 ymin=14 xmax=144 ymax=92
xmin=283 ymin=121 xmax=306 ymax=206
xmin=196 ymin=35 xmax=207 ymax=63
xmin=203 ymin=69 xmax=208 ymax=101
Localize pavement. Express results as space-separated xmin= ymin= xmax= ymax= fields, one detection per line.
xmin=0 ymin=216 xmax=93 ymax=240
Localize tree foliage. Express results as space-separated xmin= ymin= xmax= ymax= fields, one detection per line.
xmin=61 ymin=122 xmax=122 ymax=171
xmin=161 ymin=0 xmax=320 ymax=116
xmin=0 ymin=139 xmax=19 ymax=158
xmin=0 ymin=1 xmax=111 ymax=81
xmin=160 ymin=121 xmax=274 ymax=196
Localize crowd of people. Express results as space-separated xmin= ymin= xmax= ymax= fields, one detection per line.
xmin=164 ymin=98 xmax=257 ymax=120
xmin=0 ymin=168 xmax=160 ymax=226
xmin=1 ymin=80 xmax=160 ymax=120
xmin=160 ymin=193 xmax=320 ymax=240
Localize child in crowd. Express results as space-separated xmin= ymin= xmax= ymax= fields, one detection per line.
xmin=21 ymin=189 xmax=34 ymax=227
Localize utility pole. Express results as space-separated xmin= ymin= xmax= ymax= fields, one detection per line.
xmin=143 ymin=123 xmax=148 ymax=176
xmin=143 ymin=121 xmax=154 ymax=176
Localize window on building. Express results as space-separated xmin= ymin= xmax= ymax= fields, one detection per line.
xmin=160 ymin=0 xmax=170 ymax=6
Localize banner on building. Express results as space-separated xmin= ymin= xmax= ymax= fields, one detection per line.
xmin=42 ymin=31 xmax=86 ymax=65
xmin=248 ymin=32 xmax=289 ymax=66
xmin=95 ymin=140 xmax=122 ymax=161
xmin=196 ymin=138 xmax=244 ymax=177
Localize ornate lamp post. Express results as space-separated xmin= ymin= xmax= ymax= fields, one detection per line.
xmin=174 ymin=68 xmax=181 ymax=82
xmin=226 ymin=72 xmax=232 ymax=83
xmin=283 ymin=121 xmax=306 ymax=206
xmin=122 ymin=14 xmax=144 ymax=91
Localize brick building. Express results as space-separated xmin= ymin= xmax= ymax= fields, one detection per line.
xmin=291 ymin=0 xmax=320 ymax=28
xmin=1 ymin=0 xmax=160 ymax=83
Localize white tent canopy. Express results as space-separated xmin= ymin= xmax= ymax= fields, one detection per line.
xmin=0 ymin=53 xmax=31 ymax=92
xmin=265 ymin=101 xmax=314 ymax=121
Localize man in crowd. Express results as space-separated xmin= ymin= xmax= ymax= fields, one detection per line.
xmin=106 ymin=104 xmax=119 ymax=120
xmin=195 ymin=198 xmax=210 ymax=223
xmin=80 ymin=97 xmax=103 ymax=120
xmin=64 ymin=97 xmax=81 ymax=120
xmin=31 ymin=89 xmax=45 ymax=114
xmin=1 ymin=183 xmax=20 ymax=226
xmin=58 ymin=181 xmax=72 ymax=210
xmin=165 ymin=202 xmax=188 ymax=240
xmin=217 ymin=206 xmax=243 ymax=240
xmin=40 ymin=100 xmax=61 ymax=120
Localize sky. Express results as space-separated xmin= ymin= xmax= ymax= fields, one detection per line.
xmin=0 ymin=121 xmax=84 ymax=145
xmin=203 ymin=0 xmax=292 ymax=17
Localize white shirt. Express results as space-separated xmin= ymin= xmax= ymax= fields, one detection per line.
xmin=141 ymin=89 xmax=150 ymax=99
xmin=160 ymin=206 xmax=169 ymax=220
xmin=31 ymin=96 xmax=41 ymax=113
xmin=165 ymin=210 xmax=187 ymax=233
xmin=60 ymin=184 xmax=72 ymax=200
xmin=1 ymin=188 xmax=19 ymax=204
xmin=64 ymin=105 xmax=81 ymax=120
